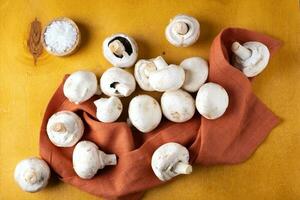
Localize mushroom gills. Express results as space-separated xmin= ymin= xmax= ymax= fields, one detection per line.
xmin=108 ymin=36 xmax=133 ymax=58
xmin=100 ymin=67 xmax=136 ymax=97
xmin=231 ymin=41 xmax=270 ymax=77
xmin=109 ymin=81 xmax=131 ymax=96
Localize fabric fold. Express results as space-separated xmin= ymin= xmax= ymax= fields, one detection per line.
xmin=39 ymin=27 xmax=281 ymax=199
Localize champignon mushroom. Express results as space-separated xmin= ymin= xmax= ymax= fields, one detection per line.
xmin=196 ymin=82 xmax=229 ymax=120
xmin=134 ymin=59 xmax=156 ymax=91
xmin=161 ymin=89 xmax=195 ymax=123
xmin=151 ymin=142 xmax=192 ymax=181
xmin=148 ymin=56 xmax=185 ymax=92
xmin=103 ymin=33 xmax=138 ymax=68
xmin=94 ymin=96 xmax=123 ymax=123
xmin=100 ymin=67 xmax=136 ymax=97
xmin=46 ymin=111 xmax=84 ymax=147
xmin=165 ymin=14 xmax=200 ymax=47
xmin=63 ymin=71 xmax=99 ymax=104
xmin=180 ymin=57 xmax=208 ymax=92
xmin=73 ymin=141 xmax=117 ymax=179
xmin=231 ymin=41 xmax=270 ymax=77
xmin=14 ymin=157 xmax=50 ymax=192
xmin=128 ymin=95 xmax=162 ymax=133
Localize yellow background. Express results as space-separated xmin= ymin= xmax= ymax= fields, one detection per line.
xmin=0 ymin=0 xmax=299 ymax=199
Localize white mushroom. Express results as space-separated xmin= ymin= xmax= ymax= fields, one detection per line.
xmin=148 ymin=56 xmax=185 ymax=92
xmin=196 ymin=82 xmax=229 ymax=120
xmin=165 ymin=14 xmax=200 ymax=47
xmin=14 ymin=157 xmax=50 ymax=192
xmin=46 ymin=111 xmax=84 ymax=147
xmin=63 ymin=71 xmax=99 ymax=104
xmin=103 ymin=33 xmax=138 ymax=68
xmin=134 ymin=59 xmax=156 ymax=91
xmin=128 ymin=95 xmax=162 ymax=133
xmin=151 ymin=142 xmax=192 ymax=181
xmin=72 ymin=141 xmax=117 ymax=179
xmin=180 ymin=57 xmax=208 ymax=92
xmin=100 ymin=67 xmax=136 ymax=97
xmin=161 ymin=89 xmax=195 ymax=123
xmin=231 ymin=41 xmax=270 ymax=77
xmin=94 ymin=96 xmax=123 ymax=123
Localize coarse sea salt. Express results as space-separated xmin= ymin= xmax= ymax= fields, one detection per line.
xmin=44 ymin=20 xmax=78 ymax=54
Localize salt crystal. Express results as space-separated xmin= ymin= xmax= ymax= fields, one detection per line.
xmin=44 ymin=20 xmax=78 ymax=54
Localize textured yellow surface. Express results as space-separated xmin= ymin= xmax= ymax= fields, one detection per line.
xmin=0 ymin=0 xmax=299 ymax=199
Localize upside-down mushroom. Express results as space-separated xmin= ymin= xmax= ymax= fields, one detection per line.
xmin=100 ymin=67 xmax=136 ymax=97
xmin=231 ymin=41 xmax=270 ymax=77
xmin=103 ymin=33 xmax=138 ymax=68
xmin=46 ymin=111 xmax=84 ymax=147
xmin=14 ymin=157 xmax=50 ymax=192
xmin=165 ymin=14 xmax=200 ymax=47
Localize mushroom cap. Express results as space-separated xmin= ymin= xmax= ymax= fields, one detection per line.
xmin=161 ymin=89 xmax=195 ymax=123
xmin=63 ymin=71 xmax=98 ymax=104
xmin=233 ymin=41 xmax=270 ymax=77
xmin=73 ymin=141 xmax=104 ymax=179
xmin=149 ymin=64 xmax=185 ymax=92
xmin=128 ymin=95 xmax=162 ymax=133
xmin=134 ymin=59 xmax=156 ymax=91
xmin=94 ymin=96 xmax=123 ymax=123
xmin=196 ymin=82 xmax=229 ymax=119
xmin=103 ymin=33 xmax=138 ymax=68
xmin=180 ymin=57 xmax=208 ymax=92
xmin=100 ymin=67 xmax=136 ymax=97
xmin=151 ymin=142 xmax=190 ymax=181
xmin=165 ymin=14 xmax=200 ymax=47
xmin=14 ymin=157 xmax=50 ymax=192
xmin=46 ymin=111 xmax=84 ymax=147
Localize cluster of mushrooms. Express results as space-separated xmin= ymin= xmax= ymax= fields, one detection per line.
xmin=14 ymin=14 xmax=271 ymax=192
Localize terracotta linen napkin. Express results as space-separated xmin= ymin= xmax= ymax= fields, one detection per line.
xmin=39 ymin=27 xmax=281 ymax=200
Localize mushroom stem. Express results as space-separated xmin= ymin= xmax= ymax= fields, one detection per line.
xmin=231 ymin=42 xmax=252 ymax=60
xmin=153 ymin=56 xmax=168 ymax=70
xmin=143 ymin=62 xmax=157 ymax=77
xmin=173 ymin=162 xmax=192 ymax=174
xmin=109 ymin=40 xmax=125 ymax=57
xmin=24 ymin=169 xmax=38 ymax=184
xmin=52 ymin=122 xmax=66 ymax=132
xmin=173 ymin=21 xmax=188 ymax=35
xmin=115 ymin=83 xmax=131 ymax=96
xmin=101 ymin=152 xmax=117 ymax=166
